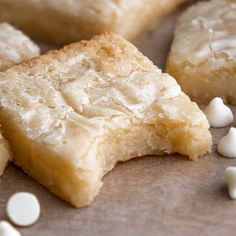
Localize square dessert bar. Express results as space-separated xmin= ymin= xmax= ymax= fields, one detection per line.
xmin=0 ymin=0 xmax=188 ymax=44
xmin=0 ymin=33 xmax=211 ymax=207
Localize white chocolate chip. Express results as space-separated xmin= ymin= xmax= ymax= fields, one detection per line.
xmin=6 ymin=192 xmax=40 ymax=227
xmin=0 ymin=221 xmax=21 ymax=236
xmin=225 ymin=167 xmax=236 ymax=199
xmin=204 ymin=97 xmax=233 ymax=128
xmin=218 ymin=128 xmax=236 ymax=158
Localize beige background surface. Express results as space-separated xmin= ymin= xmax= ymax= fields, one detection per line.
xmin=1 ymin=2 xmax=236 ymax=236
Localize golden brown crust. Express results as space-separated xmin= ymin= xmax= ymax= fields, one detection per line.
xmin=7 ymin=32 xmax=154 ymax=76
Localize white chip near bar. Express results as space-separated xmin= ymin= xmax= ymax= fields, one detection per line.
xmin=6 ymin=192 xmax=40 ymax=226
xmin=0 ymin=221 xmax=21 ymax=236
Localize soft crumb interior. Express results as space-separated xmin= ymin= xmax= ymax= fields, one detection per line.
xmin=167 ymin=59 xmax=236 ymax=104
xmin=0 ymin=103 xmax=211 ymax=207
xmin=0 ymin=132 xmax=12 ymax=176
